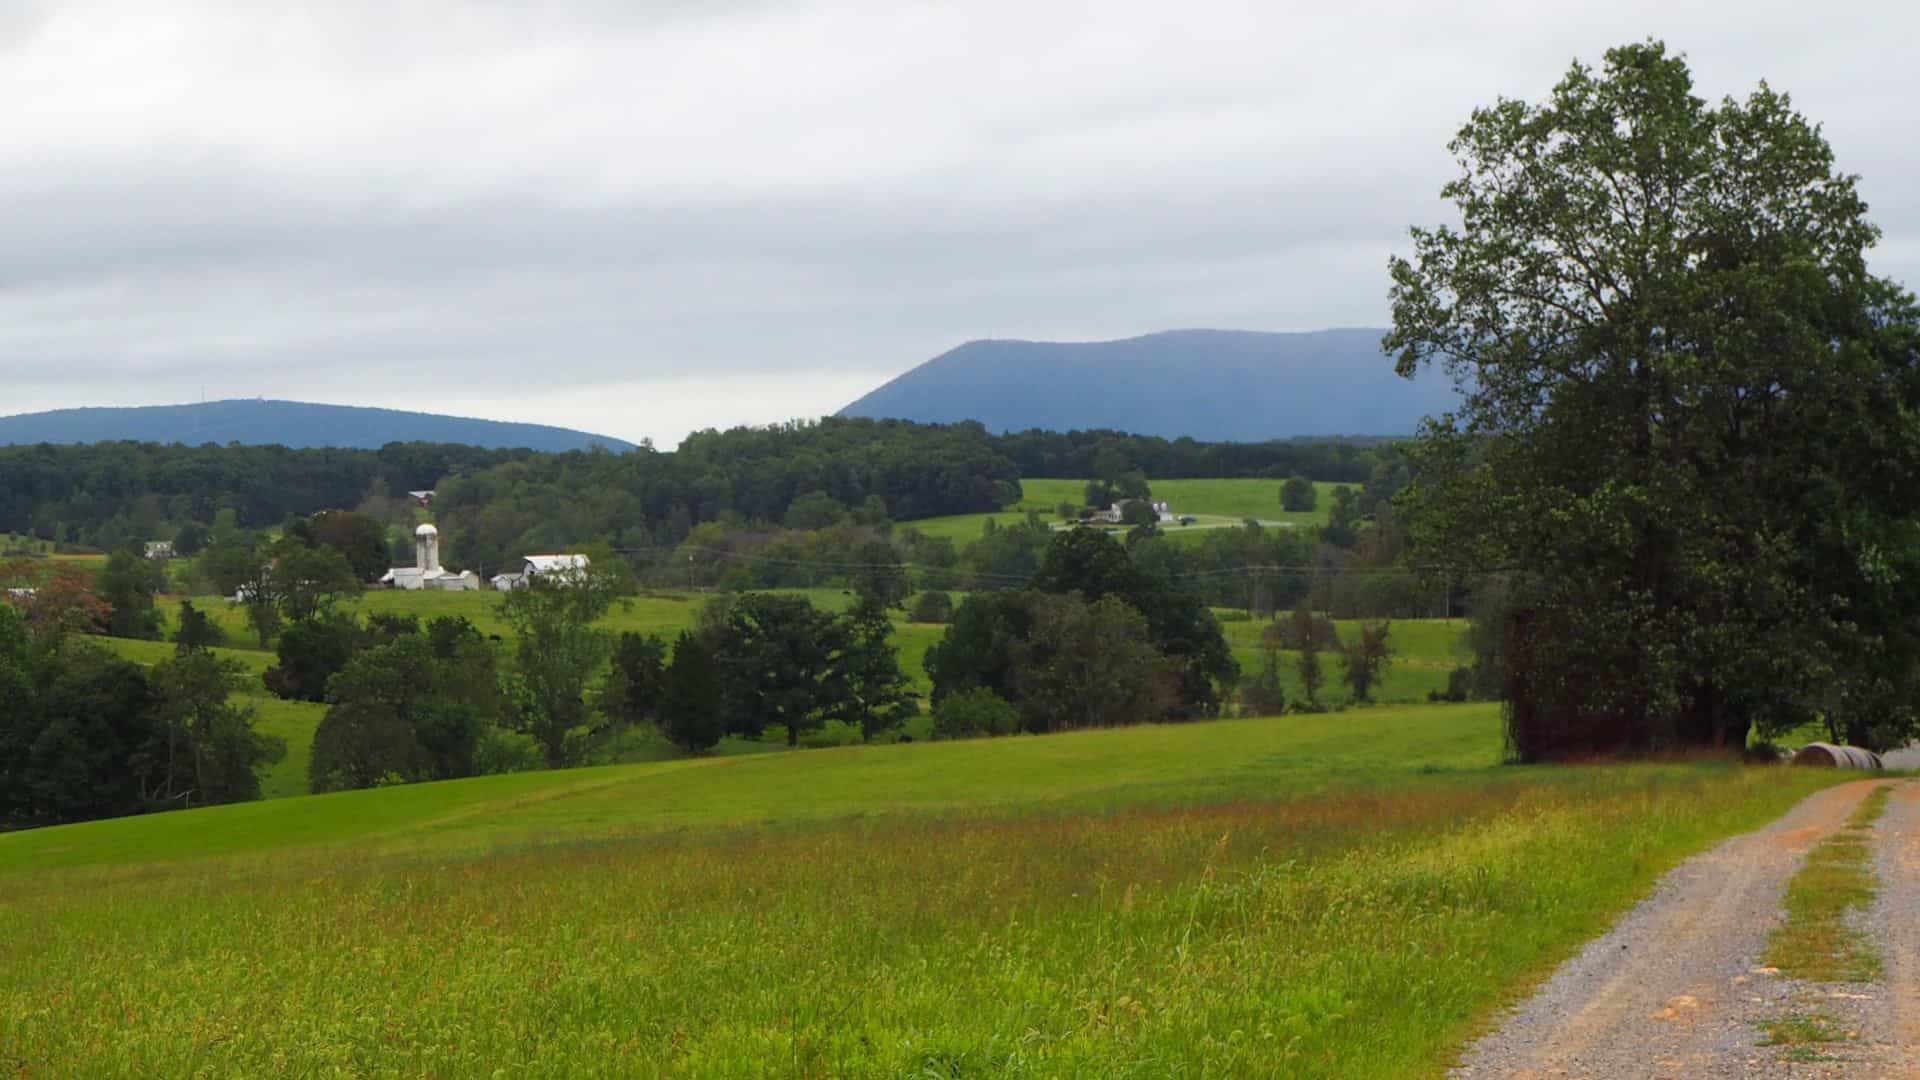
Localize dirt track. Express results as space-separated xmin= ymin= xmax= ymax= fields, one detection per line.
xmin=1452 ymin=778 xmax=1919 ymax=1078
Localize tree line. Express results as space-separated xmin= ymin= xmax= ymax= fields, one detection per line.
xmin=1 ymin=420 xmax=1413 ymax=578
xmin=0 ymin=602 xmax=284 ymax=829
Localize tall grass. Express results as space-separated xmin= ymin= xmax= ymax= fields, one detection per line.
xmin=0 ymin=706 xmax=1842 ymax=1077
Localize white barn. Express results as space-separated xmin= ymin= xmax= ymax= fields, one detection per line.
xmin=380 ymin=524 xmax=479 ymax=591
xmin=490 ymin=553 xmax=590 ymax=591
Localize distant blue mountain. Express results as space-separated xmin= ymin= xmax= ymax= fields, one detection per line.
xmin=0 ymin=399 xmax=633 ymax=452
xmin=838 ymin=328 xmax=1462 ymax=440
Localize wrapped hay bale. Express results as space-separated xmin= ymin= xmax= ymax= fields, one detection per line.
xmin=1790 ymin=742 xmax=1883 ymax=769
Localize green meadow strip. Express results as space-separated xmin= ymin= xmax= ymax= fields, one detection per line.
xmin=1764 ymin=783 xmax=1891 ymax=983
xmin=0 ymin=726 xmax=1842 ymax=1078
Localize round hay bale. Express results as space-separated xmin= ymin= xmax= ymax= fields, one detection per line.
xmin=1790 ymin=742 xmax=1883 ymax=769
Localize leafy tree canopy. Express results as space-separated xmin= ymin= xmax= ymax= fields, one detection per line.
xmin=1387 ymin=40 xmax=1920 ymax=755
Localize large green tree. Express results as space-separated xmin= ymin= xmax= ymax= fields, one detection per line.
xmin=658 ymin=630 xmax=725 ymax=752
xmin=498 ymin=559 xmax=627 ymax=768
xmin=309 ymin=618 xmax=500 ymax=792
xmin=98 ymin=546 xmax=166 ymax=640
xmin=147 ymin=652 xmax=285 ymax=806
xmin=1386 ymin=41 xmax=1920 ymax=756
xmin=702 ymin=592 xmax=855 ymax=747
xmin=1009 ymin=593 xmax=1174 ymax=732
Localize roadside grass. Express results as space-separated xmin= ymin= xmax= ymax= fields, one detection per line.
xmin=1763 ymin=784 xmax=1892 ymax=982
xmin=1759 ymin=1010 xmax=1849 ymax=1046
xmin=0 ymin=707 xmax=1844 ymax=1078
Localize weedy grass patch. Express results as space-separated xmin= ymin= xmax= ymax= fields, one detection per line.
xmin=1759 ymin=1010 xmax=1849 ymax=1046
xmin=0 ymin=705 xmax=1844 ymax=1077
xmin=1764 ymin=783 xmax=1891 ymax=982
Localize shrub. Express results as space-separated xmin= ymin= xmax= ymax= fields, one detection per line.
xmin=1265 ymin=609 xmax=1340 ymax=651
xmin=1240 ymin=651 xmax=1288 ymax=716
xmin=1280 ymin=475 xmax=1318 ymax=512
xmin=910 ymin=591 xmax=955 ymax=624
xmin=1429 ymin=665 xmax=1476 ymax=703
xmin=934 ymin=687 xmax=1022 ymax=739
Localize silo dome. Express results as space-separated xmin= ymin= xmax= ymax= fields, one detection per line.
xmin=415 ymin=523 xmax=439 ymax=537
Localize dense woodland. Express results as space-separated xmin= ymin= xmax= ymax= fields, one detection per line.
xmin=0 ymin=420 xmax=1403 ymax=564
xmin=0 ymin=442 xmax=533 ymax=547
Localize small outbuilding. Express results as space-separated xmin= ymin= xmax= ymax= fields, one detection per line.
xmin=1790 ymin=742 xmax=1884 ymax=769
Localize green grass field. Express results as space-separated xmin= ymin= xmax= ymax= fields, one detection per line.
xmin=907 ymin=477 xmax=1344 ymax=545
xmin=0 ymin=704 xmax=1843 ymax=1077
xmin=1221 ymin=616 xmax=1470 ymax=705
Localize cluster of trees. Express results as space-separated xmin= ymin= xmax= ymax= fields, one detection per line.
xmin=434 ymin=418 xmax=1023 ymax=574
xmin=308 ymin=615 xmax=506 ymax=791
xmin=0 ymin=602 xmax=284 ymax=829
xmin=989 ymin=430 xmax=1399 ymax=483
xmin=1389 ymin=42 xmax=1920 ymax=755
xmin=0 ymin=441 xmax=529 ymax=549
xmin=924 ymin=529 xmax=1237 ymax=734
xmin=642 ymin=593 xmax=916 ymax=752
xmin=302 ymin=578 xmax=917 ymax=787
xmin=1241 ymin=605 xmax=1396 ymax=715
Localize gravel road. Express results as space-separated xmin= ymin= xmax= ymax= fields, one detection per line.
xmin=1451 ymin=778 xmax=1915 ymax=1079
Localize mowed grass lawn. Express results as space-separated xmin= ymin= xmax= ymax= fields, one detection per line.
xmin=0 ymin=703 xmax=1843 ymax=1077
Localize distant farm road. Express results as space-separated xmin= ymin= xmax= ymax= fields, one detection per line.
xmin=1454 ymin=779 xmax=1920 ymax=1078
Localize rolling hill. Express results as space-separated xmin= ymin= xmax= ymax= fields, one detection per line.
xmin=0 ymin=399 xmax=634 ymax=452
xmin=838 ymin=327 xmax=1462 ymax=440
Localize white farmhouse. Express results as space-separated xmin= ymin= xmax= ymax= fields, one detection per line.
xmin=490 ymin=553 xmax=590 ymax=591
xmin=380 ymin=524 xmax=479 ymax=591
xmin=1090 ymin=500 xmax=1174 ymax=524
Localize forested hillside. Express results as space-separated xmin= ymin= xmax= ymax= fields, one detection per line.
xmin=0 ymin=399 xmax=634 ymax=452
xmin=0 ymin=418 xmax=1413 ymax=580
xmin=838 ymin=328 xmax=1462 ymax=439
xmin=435 ymin=420 xmax=1023 ymax=571
xmin=0 ymin=442 xmax=534 ymax=547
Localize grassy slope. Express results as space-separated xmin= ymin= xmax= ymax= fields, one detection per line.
xmin=907 ymin=477 xmax=1343 ymax=544
xmin=1221 ymin=616 xmax=1470 ymax=704
xmin=0 ymin=705 xmax=1844 ymax=1077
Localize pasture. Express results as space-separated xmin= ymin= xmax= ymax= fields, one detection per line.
xmin=0 ymin=704 xmax=1843 ymax=1077
xmin=905 ymin=477 xmax=1343 ymax=545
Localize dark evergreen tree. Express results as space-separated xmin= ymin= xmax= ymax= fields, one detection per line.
xmin=659 ymin=631 xmax=725 ymax=753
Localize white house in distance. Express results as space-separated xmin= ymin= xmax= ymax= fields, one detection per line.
xmin=380 ymin=523 xmax=479 ymax=591
xmin=1088 ymin=500 xmax=1173 ymax=525
xmin=491 ymin=553 xmax=590 ymax=591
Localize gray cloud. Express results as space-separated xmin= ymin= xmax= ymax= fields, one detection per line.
xmin=1 ymin=0 xmax=1915 ymax=445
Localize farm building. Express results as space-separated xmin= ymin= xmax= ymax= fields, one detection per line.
xmin=380 ymin=524 xmax=478 ymax=591
xmin=143 ymin=541 xmax=175 ymax=560
xmin=407 ymin=490 xmax=435 ymax=507
xmin=490 ymin=553 xmax=591 ymax=591
xmin=1087 ymin=500 xmax=1173 ymax=525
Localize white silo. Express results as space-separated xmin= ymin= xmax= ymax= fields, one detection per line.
xmin=415 ymin=523 xmax=441 ymax=574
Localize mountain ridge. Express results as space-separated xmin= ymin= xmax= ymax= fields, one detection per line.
xmin=839 ymin=327 xmax=1460 ymax=440
xmin=0 ymin=399 xmax=635 ymax=452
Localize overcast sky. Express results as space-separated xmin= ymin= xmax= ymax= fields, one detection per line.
xmin=2 ymin=1 xmax=1915 ymax=446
